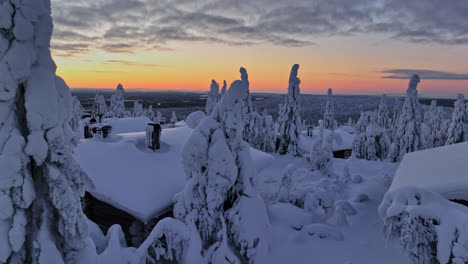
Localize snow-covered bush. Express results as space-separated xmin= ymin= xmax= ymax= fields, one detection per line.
xmin=205 ymin=79 xmax=220 ymax=115
xmin=323 ymin=88 xmax=336 ymax=130
xmin=92 ymin=94 xmax=107 ymax=119
xmin=446 ymin=93 xmax=467 ymax=145
xmin=147 ymin=105 xmax=155 ymax=121
xmin=354 ymin=111 xmax=373 ymax=134
xmin=132 ymin=101 xmax=144 ymax=117
xmin=277 ymin=64 xmax=302 ymax=156
xmin=389 ymin=75 xmax=426 ymax=162
xmin=0 ymin=1 xmax=93 ymax=262
xmin=109 ymin=83 xmax=125 ymax=118
xmin=173 ymin=67 xmax=269 ymax=263
xmin=379 ymin=187 xmax=468 ymax=264
xmin=185 ymin=111 xmax=206 ymax=129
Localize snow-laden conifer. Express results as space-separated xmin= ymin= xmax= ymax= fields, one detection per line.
xmin=132 ymin=101 xmax=144 ymax=117
xmin=0 ymin=1 xmax=93 ymax=262
xmin=323 ymin=88 xmax=336 ymax=130
xmin=205 ymin=80 xmax=220 ymax=115
xmin=221 ymin=80 xmax=227 ymax=97
xmin=92 ymin=94 xmax=107 ymax=119
xmin=389 ymin=75 xmax=426 ymax=162
xmin=277 ymin=64 xmax=302 ymax=156
xmin=109 ymin=83 xmax=125 ymax=118
xmin=446 ymin=93 xmax=467 ymax=145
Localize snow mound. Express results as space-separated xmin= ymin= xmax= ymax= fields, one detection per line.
xmin=185 ymin=111 xmax=206 ymax=129
xmin=389 ymin=142 xmax=468 ymax=200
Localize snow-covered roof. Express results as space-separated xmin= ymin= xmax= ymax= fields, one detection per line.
xmin=389 ymin=142 xmax=468 ymax=200
xmin=300 ymin=128 xmax=355 ymax=153
xmin=75 ymin=120 xmax=274 ymax=222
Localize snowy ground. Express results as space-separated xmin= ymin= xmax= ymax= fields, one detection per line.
xmin=75 ymin=117 xmax=410 ymax=263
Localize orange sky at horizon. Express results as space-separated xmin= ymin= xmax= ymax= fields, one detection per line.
xmin=53 ymin=37 xmax=468 ymax=98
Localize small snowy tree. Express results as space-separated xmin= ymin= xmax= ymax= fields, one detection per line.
xmin=352 ymin=115 xmax=391 ymax=161
xmin=132 ymin=101 xmax=144 ymax=117
xmin=109 ymin=83 xmax=125 ymax=118
xmin=221 ymin=80 xmax=227 ymax=97
xmin=173 ymin=67 xmax=269 ymax=263
xmin=0 ymin=1 xmax=93 ymax=262
xmin=277 ymin=64 xmax=302 ymax=156
xmin=71 ymin=96 xmax=83 ymax=133
xmin=323 ymin=88 xmax=336 ymax=130
xmin=436 ymin=119 xmax=451 ymax=147
xmin=309 ymin=126 xmax=334 ymax=177
xmin=389 ymin=75 xmax=426 ymax=162
xmin=354 ymin=111 xmax=373 ymax=134
xmin=92 ymin=94 xmax=107 ymax=119
xmin=156 ymin=111 xmax=163 ymax=123
xmin=147 ymin=105 xmax=155 ymax=121
xmin=170 ymin=111 xmax=177 ymax=125
xmin=205 ymin=80 xmax=220 ymax=115
xmin=346 ymin=117 xmax=354 ymax=127
xmin=446 ymin=93 xmax=468 ymax=145
xmin=245 ymin=111 xmax=276 ymax=152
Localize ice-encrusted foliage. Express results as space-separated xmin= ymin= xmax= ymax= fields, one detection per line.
xmin=423 ymin=100 xmax=442 ymax=148
xmin=379 ymin=187 xmax=468 ymax=264
xmin=277 ymin=64 xmax=302 ymax=156
xmin=323 ymin=88 xmax=336 ymax=130
xmin=91 ymin=94 xmax=107 ymax=119
xmin=389 ymin=75 xmax=426 ymax=162
xmin=0 ymin=0 xmax=93 ymax=262
xmin=220 ymin=80 xmax=227 ymax=97
xmin=132 ymin=101 xmax=144 ymax=117
xmin=109 ymin=83 xmax=125 ymax=118
xmin=205 ymin=79 xmax=220 ymax=115
xmin=173 ymin=67 xmax=268 ymax=263
xmin=446 ymin=94 xmax=467 ymax=145
xmin=352 ymin=115 xmax=391 ymax=161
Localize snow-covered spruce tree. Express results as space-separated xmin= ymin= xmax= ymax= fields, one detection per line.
xmin=171 ymin=111 xmax=177 ymax=124
xmin=205 ymin=80 xmax=220 ymax=115
xmin=389 ymin=98 xmax=403 ymax=142
xmin=109 ymin=83 xmax=125 ymax=118
xmin=70 ymin=96 xmax=83 ymax=134
xmin=260 ymin=115 xmax=276 ymax=152
xmin=245 ymin=111 xmax=276 ymax=152
xmin=323 ymin=88 xmax=336 ymax=130
xmin=346 ymin=117 xmax=354 ymax=127
xmin=436 ymin=119 xmax=451 ymax=147
xmin=446 ymin=93 xmax=468 ymax=145
xmin=173 ymin=67 xmax=269 ymax=263
xmin=220 ymin=80 xmax=227 ymax=97
xmin=352 ymin=114 xmax=391 ymax=161
xmin=132 ymin=100 xmax=144 ymax=117
xmin=156 ymin=110 xmax=162 ymax=123
xmin=91 ymin=94 xmax=107 ymax=119
xmin=309 ymin=126 xmax=334 ymax=177
xmin=147 ymin=105 xmax=155 ymax=121
xmin=277 ymin=64 xmax=302 ymax=156
xmin=389 ymin=75 xmax=426 ymax=162
xmin=423 ymin=100 xmax=441 ymax=148
xmin=376 ymin=94 xmax=391 ymax=131
xmin=354 ymin=111 xmax=373 ymax=134
xmin=0 ymin=1 xmax=93 ymax=262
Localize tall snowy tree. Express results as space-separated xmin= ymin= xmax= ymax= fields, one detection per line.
xmin=91 ymin=94 xmax=107 ymax=119
xmin=173 ymin=67 xmax=269 ymax=263
xmin=0 ymin=1 xmax=93 ymax=262
xmin=437 ymin=119 xmax=451 ymax=147
xmin=132 ymin=101 xmax=144 ymax=117
xmin=355 ymin=111 xmax=373 ymax=134
xmin=205 ymin=80 xmax=220 ymax=115
xmin=277 ymin=64 xmax=302 ymax=156
xmin=220 ymin=80 xmax=227 ymax=97
xmin=156 ymin=111 xmax=163 ymax=123
xmin=323 ymin=88 xmax=336 ymax=130
xmin=446 ymin=93 xmax=468 ymax=145
xmin=376 ymin=94 xmax=391 ymax=130
xmin=389 ymin=98 xmax=403 ymax=142
xmin=389 ymin=75 xmax=426 ymax=162
xmin=423 ymin=100 xmax=442 ymax=148
xmin=70 ymin=96 xmax=83 ymax=134
xmin=109 ymin=83 xmax=125 ymax=118
xmin=170 ymin=111 xmax=177 ymax=125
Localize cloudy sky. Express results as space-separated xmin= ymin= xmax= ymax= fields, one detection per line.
xmin=51 ymin=0 xmax=468 ymax=97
